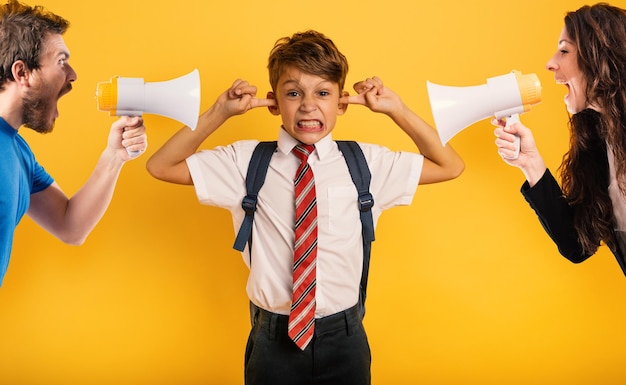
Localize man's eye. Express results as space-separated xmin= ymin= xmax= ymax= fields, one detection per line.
xmin=287 ymin=91 xmax=299 ymax=97
xmin=319 ymin=91 xmax=329 ymax=96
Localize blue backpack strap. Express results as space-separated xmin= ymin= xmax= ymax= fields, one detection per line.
xmin=336 ymin=140 xmax=375 ymax=319
xmin=233 ymin=141 xmax=278 ymax=252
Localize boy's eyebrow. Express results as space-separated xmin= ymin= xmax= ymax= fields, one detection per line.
xmin=279 ymin=78 xmax=334 ymax=88
xmin=280 ymin=79 xmax=300 ymax=86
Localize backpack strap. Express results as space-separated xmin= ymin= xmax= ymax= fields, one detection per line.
xmin=336 ymin=141 xmax=375 ymax=243
xmin=336 ymin=140 xmax=375 ymax=319
xmin=233 ymin=141 xmax=278 ymax=252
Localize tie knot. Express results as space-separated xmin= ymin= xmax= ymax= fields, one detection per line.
xmin=293 ymin=144 xmax=315 ymax=162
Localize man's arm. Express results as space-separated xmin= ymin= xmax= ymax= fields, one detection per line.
xmin=27 ymin=116 xmax=147 ymax=245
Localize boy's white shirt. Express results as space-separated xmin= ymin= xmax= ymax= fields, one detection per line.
xmin=186 ymin=127 xmax=423 ymax=317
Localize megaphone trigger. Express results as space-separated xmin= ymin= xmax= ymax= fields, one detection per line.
xmin=502 ymin=113 xmax=521 ymax=160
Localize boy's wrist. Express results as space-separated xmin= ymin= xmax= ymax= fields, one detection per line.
xmin=386 ymin=102 xmax=414 ymax=126
xmin=200 ymin=104 xmax=229 ymax=128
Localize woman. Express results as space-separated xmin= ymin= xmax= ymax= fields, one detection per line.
xmin=494 ymin=3 xmax=626 ymax=275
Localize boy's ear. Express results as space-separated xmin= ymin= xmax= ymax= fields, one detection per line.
xmin=267 ymin=91 xmax=280 ymax=115
xmin=338 ymin=90 xmax=349 ymax=115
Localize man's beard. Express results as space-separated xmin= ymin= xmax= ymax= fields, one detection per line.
xmin=22 ymin=83 xmax=68 ymax=134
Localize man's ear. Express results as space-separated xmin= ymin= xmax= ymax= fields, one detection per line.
xmin=267 ymin=91 xmax=280 ymax=115
xmin=338 ymin=90 xmax=349 ymax=115
xmin=11 ymin=60 xmax=30 ymax=86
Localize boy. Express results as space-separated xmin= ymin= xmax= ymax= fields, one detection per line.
xmin=147 ymin=30 xmax=463 ymax=385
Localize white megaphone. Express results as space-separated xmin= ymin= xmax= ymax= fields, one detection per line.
xmin=96 ymin=69 xmax=201 ymax=155
xmin=427 ymin=70 xmax=541 ymax=159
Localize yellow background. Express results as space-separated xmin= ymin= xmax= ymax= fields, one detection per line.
xmin=2 ymin=0 xmax=626 ymax=384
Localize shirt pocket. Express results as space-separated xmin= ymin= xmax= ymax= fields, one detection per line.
xmin=327 ymin=185 xmax=359 ymax=235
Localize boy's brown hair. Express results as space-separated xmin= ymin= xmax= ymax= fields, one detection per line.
xmin=267 ymin=30 xmax=349 ymax=92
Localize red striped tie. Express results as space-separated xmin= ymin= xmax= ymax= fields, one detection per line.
xmin=289 ymin=144 xmax=317 ymax=350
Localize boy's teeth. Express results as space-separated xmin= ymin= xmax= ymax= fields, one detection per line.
xmin=300 ymin=121 xmax=320 ymax=127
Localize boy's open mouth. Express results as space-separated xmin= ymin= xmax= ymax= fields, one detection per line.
xmin=298 ymin=120 xmax=323 ymax=131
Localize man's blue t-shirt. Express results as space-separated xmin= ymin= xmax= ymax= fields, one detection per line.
xmin=0 ymin=118 xmax=53 ymax=286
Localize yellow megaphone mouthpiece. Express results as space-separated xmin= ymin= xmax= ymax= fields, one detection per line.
xmin=514 ymin=71 xmax=542 ymax=112
xmin=96 ymin=77 xmax=118 ymax=115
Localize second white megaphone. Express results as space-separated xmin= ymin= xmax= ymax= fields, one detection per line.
xmin=96 ymin=69 xmax=201 ymax=130
xmin=427 ymin=70 xmax=542 ymax=158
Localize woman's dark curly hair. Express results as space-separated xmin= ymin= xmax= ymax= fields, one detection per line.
xmin=558 ymin=3 xmax=626 ymax=254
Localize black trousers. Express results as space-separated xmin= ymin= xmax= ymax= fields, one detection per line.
xmin=244 ymin=304 xmax=371 ymax=385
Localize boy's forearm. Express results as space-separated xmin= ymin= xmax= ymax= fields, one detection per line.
xmin=388 ymin=104 xmax=450 ymax=160
xmin=168 ymin=106 xmax=226 ymax=156
xmin=147 ymin=106 xmax=226 ymax=184
xmin=388 ymin=104 xmax=464 ymax=181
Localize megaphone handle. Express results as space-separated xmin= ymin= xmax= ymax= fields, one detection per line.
xmin=502 ymin=113 xmax=521 ymax=160
xmin=125 ymin=117 xmax=141 ymax=157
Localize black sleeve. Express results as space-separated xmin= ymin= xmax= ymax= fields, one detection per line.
xmin=521 ymin=169 xmax=590 ymax=263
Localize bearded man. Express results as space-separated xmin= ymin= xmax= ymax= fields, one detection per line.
xmin=0 ymin=0 xmax=148 ymax=286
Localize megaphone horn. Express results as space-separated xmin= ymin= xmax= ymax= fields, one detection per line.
xmin=427 ymin=70 xmax=541 ymax=159
xmin=96 ymin=69 xmax=201 ymax=130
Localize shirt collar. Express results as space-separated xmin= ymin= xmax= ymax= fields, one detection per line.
xmin=276 ymin=126 xmax=333 ymax=160
xmin=0 ymin=117 xmax=17 ymax=137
